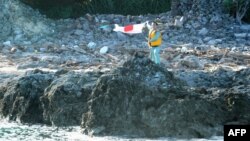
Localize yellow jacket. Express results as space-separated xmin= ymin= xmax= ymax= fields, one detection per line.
xmin=148 ymin=30 xmax=162 ymax=47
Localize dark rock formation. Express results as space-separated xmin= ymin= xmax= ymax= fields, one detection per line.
xmin=0 ymin=69 xmax=101 ymax=126
xmin=0 ymin=56 xmax=249 ymax=138
xmin=81 ymin=55 xmax=250 ymax=138
xmin=0 ymin=69 xmax=54 ymax=123
xmin=40 ymin=71 xmax=99 ymax=126
xmin=81 ymin=54 xmax=186 ymax=137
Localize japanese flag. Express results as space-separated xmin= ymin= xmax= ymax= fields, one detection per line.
xmin=113 ymin=22 xmax=149 ymax=34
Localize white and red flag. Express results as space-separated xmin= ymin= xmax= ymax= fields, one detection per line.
xmin=113 ymin=21 xmax=149 ymax=34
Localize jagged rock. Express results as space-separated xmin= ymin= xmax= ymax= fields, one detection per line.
xmin=0 ymin=0 xmax=249 ymax=139
xmin=40 ymin=71 xmax=99 ymax=126
xmin=81 ymin=55 xmax=187 ymax=137
xmin=0 ymin=54 xmax=249 ymax=139
xmin=0 ymin=70 xmax=54 ymax=123
xmin=81 ymin=55 xmax=250 ymax=138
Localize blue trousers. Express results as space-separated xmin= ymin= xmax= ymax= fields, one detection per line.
xmin=150 ymin=47 xmax=160 ymax=64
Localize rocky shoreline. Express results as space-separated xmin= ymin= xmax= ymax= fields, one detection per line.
xmin=0 ymin=55 xmax=250 ymax=138
xmin=0 ymin=0 xmax=250 ymax=139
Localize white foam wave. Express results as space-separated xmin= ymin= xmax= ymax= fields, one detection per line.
xmin=0 ymin=119 xmax=223 ymax=141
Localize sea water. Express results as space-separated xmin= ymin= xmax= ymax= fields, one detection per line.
xmin=0 ymin=119 xmax=223 ymax=141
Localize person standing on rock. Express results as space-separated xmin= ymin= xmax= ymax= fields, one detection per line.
xmin=147 ymin=21 xmax=162 ymax=64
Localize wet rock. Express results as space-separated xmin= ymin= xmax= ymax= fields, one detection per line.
xmin=209 ymin=85 xmax=250 ymax=125
xmin=40 ymin=72 xmax=99 ymax=126
xmin=81 ymin=55 xmax=187 ymax=137
xmin=0 ymin=70 xmax=54 ymax=123
xmin=0 ymin=0 xmax=249 ymax=139
xmin=80 ymin=55 xmax=250 ymax=138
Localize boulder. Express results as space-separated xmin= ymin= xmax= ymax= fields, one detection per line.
xmin=234 ymin=33 xmax=247 ymax=38
xmin=100 ymin=46 xmax=109 ymax=54
xmin=0 ymin=69 xmax=54 ymax=123
xmin=74 ymin=29 xmax=84 ymax=36
xmin=116 ymin=32 xmax=128 ymax=40
xmin=81 ymin=55 xmax=250 ymax=138
xmin=40 ymin=71 xmax=99 ymax=126
xmin=207 ymin=39 xmax=222 ymax=45
xmin=3 ymin=41 xmax=11 ymax=46
xmin=178 ymin=55 xmax=204 ymax=69
xmin=87 ymin=42 xmax=97 ymax=49
xmin=240 ymin=24 xmax=250 ymax=31
xmin=81 ymin=54 xmax=186 ymax=137
xmin=198 ymin=28 xmax=209 ymax=36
